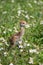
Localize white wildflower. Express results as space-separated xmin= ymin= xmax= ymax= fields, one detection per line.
xmin=19 ymin=45 xmax=23 ymax=48
xmin=29 ymin=49 xmax=39 ymax=54
xmin=13 ymin=27 xmax=16 ymax=29
xmin=30 ymin=16 xmax=34 ymax=18
xmin=2 ymin=11 xmax=7 ymax=14
xmin=3 ymin=30 xmax=6 ymax=34
xmin=8 ymin=28 xmax=12 ymax=32
xmin=28 ymin=57 xmax=33 ymax=64
xmin=14 ymin=29 xmax=18 ymax=32
xmin=0 ymin=48 xmax=3 ymax=51
xmin=20 ymin=49 xmax=23 ymax=52
xmin=2 ymin=1 xmax=5 ymax=3
xmin=19 ymin=40 xmax=22 ymax=44
xmin=40 ymin=20 xmax=43 ymax=24
xmin=25 ymin=24 xmax=30 ymax=28
xmin=22 ymin=13 xmax=25 ymax=16
xmin=5 ymin=42 xmax=9 ymax=46
xmin=28 ymin=3 xmax=32 ymax=8
xmin=11 ymin=0 xmax=14 ymax=3
xmin=1 ymin=26 xmax=5 ymax=29
xmin=13 ymin=27 xmax=18 ymax=32
xmin=10 ymin=16 xmax=14 ymax=21
xmin=25 ymin=15 xmax=30 ymax=19
xmin=4 ymin=52 xmax=8 ymax=56
xmin=9 ymin=63 xmax=14 ymax=65
xmin=27 ymin=43 xmax=30 ymax=46
xmin=39 ymin=1 xmax=43 ymax=4
xmin=18 ymin=10 xmax=21 ymax=16
xmin=0 ymin=63 xmax=2 ymax=65
xmin=40 ymin=11 xmax=42 ymax=15
xmin=0 ymin=37 xmax=6 ymax=42
xmin=34 ymin=0 xmax=37 ymax=3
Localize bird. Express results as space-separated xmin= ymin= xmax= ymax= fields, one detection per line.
xmin=8 ymin=20 xmax=28 ymax=50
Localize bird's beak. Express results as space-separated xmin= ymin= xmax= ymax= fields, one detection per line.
xmin=25 ymin=23 xmax=30 ymax=28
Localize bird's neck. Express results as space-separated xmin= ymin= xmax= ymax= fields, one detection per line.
xmin=20 ymin=27 xmax=25 ymax=37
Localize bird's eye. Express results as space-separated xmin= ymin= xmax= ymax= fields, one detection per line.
xmin=23 ymin=23 xmax=24 ymax=24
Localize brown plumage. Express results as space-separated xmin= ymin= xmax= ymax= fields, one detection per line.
xmin=8 ymin=20 xmax=27 ymax=50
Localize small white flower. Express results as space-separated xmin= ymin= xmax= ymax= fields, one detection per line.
xmin=3 ymin=30 xmax=6 ymax=34
xmin=10 ymin=16 xmax=14 ymax=19
xmin=13 ymin=27 xmax=16 ymax=29
xmin=24 ymin=43 xmax=27 ymax=47
xmin=4 ymin=52 xmax=7 ymax=55
xmin=30 ymin=16 xmax=34 ymax=18
xmin=0 ymin=37 xmax=6 ymax=43
xmin=25 ymin=15 xmax=30 ymax=19
xmin=8 ymin=28 xmax=12 ymax=32
xmin=20 ymin=49 xmax=23 ymax=52
xmin=29 ymin=57 xmax=33 ymax=64
xmin=25 ymin=11 xmax=27 ymax=14
xmin=11 ymin=0 xmax=14 ymax=3
xmin=5 ymin=42 xmax=9 ymax=46
xmin=25 ymin=24 xmax=30 ymax=28
xmin=9 ymin=63 xmax=14 ymax=65
xmin=0 ymin=63 xmax=2 ymax=65
xmin=14 ymin=27 xmax=18 ymax=32
xmin=0 ymin=48 xmax=3 ymax=51
xmin=0 ymin=59 xmax=1 ymax=62
xmin=25 ymin=40 xmax=28 ymax=43
xmin=0 ymin=43 xmax=3 ymax=46
xmin=39 ymin=62 xmax=43 ymax=65
xmin=29 ymin=49 xmax=39 ymax=54
xmin=11 ymin=16 xmax=14 ymax=18
xmin=0 ymin=37 xmax=4 ymax=41
xmin=37 ymin=1 xmax=43 ymax=5
xmin=14 ymin=29 xmax=18 ymax=33
xmin=19 ymin=45 xmax=23 ymax=48
xmin=4 ymin=52 xmax=8 ymax=56
xmin=18 ymin=10 xmax=21 ymax=16
xmin=40 ymin=20 xmax=43 ymax=24
xmin=2 ymin=11 xmax=7 ymax=14
xmin=27 ymin=43 xmax=30 ymax=46
xmin=1 ymin=26 xmax=5 ymax=29
xmin=19 ymin=40 xmax=22 ymax=44
xmin=28 ymin=3 xmax=32 ymax=8
xmin=34 ymin=0 xmax=37 ymax=3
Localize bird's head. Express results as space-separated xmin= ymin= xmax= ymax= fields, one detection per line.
xmin=20 ymin=20 xmax=29 ymax=28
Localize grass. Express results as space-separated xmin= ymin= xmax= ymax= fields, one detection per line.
xmin=0 ymin=0 xmax=43 ymax=65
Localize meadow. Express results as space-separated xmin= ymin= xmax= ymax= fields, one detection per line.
xmin=0 ymin=0 xmax=43 ymax=65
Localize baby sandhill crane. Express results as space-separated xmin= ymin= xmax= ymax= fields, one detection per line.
xmin=8 ymin=20 xmax=28 ymax=50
